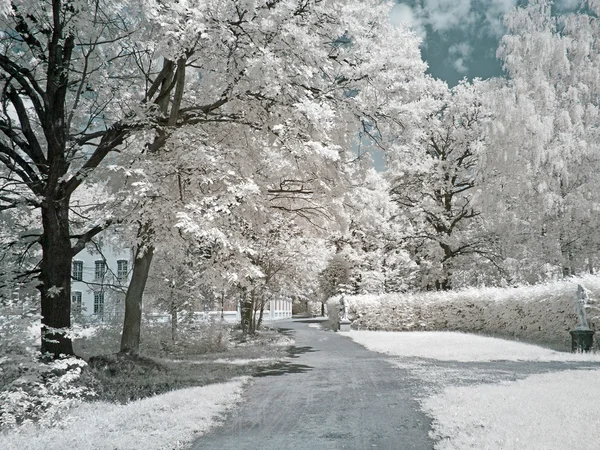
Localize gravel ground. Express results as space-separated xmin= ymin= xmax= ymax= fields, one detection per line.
xmin=190 ymin=319 xmax=600 ymax=450
xmin=190 ymin=318 xmax=434 ymax=450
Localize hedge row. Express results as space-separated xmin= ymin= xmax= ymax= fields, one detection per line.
xmin=327 ymin=275 xmax=600 ymax=350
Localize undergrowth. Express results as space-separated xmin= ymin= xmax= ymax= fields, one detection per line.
xmin=1 ymin=316 xmax=292 ymax=430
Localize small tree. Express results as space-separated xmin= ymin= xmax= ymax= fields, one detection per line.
xmin=318 ymin=254 xmax=351 ymax=315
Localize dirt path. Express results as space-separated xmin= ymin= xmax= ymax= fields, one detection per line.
xmin=190 ymin=318 xmax=434 ymax=450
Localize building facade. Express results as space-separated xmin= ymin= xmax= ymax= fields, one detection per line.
xmin=71 ymin=242 xmax=131 ymax=322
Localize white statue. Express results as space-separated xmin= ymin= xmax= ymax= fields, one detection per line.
xmin=575 ymin=284 xmax=590 ymax=330
xmin=340 ymin=294 xmax=349 ymax=322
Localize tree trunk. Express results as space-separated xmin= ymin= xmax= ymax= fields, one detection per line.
xmin=560 ymin=234 xmax=574 ymax=277
xmin=435 ymin=278 xmax=451 ymax=291
xmin=171 ymin=295 xmax=178 ymax=342
xmin=117 ymin=57 xmax=185 ymax=354
xmin=251 ymin=289 xmax=260 ymax=332
xmin=39 ymin=198 xmax=74 ymax=357
xmin=240 ymin=290 xmax=254 ymax=335
xmin=120 ymin=244 xmax=154 ymax=354
xmin=220 ymin=292 xmax=225 ymax=321
xmin=257 ymin=295 xmax=265 ymax=330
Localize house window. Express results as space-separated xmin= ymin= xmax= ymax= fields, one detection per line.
xmin=72 ymin=291 xmax=82 ymax=313
xmin=117 ymin=260 xmax=128 ymax=281
xmin=95 ymin=260 xmax=106 ymax=280
xmin=94 ymin=291 xmax=104 ymax=314
xmin=72 ymin=261 xmax=83 ymax=281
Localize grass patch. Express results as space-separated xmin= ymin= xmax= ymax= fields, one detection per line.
xmin=1 ymin=317 xmax=293 ymax=428
xmin=78 ymin=323 xmax=292 ymax=404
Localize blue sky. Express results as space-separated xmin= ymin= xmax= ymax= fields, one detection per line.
xmin=390 ymin=0 xmax=580 ymax=85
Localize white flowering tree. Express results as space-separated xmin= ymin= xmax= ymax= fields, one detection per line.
xmin=0 ymin=0 xmax=439 ymax=355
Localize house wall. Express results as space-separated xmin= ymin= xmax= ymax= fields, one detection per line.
xmin=147 ymin=298 xmax=293 ymax=324
xmin=71 ymin=243 xmax=132 ymax=321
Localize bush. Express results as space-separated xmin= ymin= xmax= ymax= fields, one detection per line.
xmin=0 ymin=356 xmax=94 ymax=429
xmin=327 ymin=275 xmax=600 ymax=350
xmin=140 ymin=319 xmax=231 ymax=358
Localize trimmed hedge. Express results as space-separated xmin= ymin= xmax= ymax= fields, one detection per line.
xmin=327 ymin=275 xmax=600 ymax=350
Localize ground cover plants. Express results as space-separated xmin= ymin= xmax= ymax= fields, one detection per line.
xmin=0 ymin=316 xmax=293 ymax=431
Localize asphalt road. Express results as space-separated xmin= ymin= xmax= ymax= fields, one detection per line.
xmin=190 ymin=318 xmax=434 ymax=450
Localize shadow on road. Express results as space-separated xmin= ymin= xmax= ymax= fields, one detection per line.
xmin=287 ymin=345 xmax=317 ymax=358
xmin=253 ymin=345 xmax=316 ymax=377
xmin=253 ymin=361 xmax=313 ymax=377
xmin=292 ymin=318 xmax=328 ymax=324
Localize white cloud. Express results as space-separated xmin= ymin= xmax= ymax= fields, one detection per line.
xmin=453 ymin=57 xmax=469 ymax=73
xmin=449 ymin=41 xmax=472 ymax=57
xmin=484 ymin=0 xmax=519 ymax=36
xmin=402 ymin=0 xmax=518 ymax=37
xmin=390 ymin=3 xmax=427 ymax=39
xmin=448 ymin=42 xmax=473 ymax=74
xmin=423 ymin=0 xmax=474 ymax=32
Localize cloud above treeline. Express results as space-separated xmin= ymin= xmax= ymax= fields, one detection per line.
xmin=391 ymin=0 xmax=585 ymax=39
xmin=390 ymin=0 xmax=519 ymax=39
xmin=389 ymin=0 xmax=582 ymax=83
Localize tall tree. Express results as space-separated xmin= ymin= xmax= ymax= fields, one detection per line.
xmin=112 ymin=0 xmax=438 ymax=346
xmin=0 ymin=0 xmax=226 ymax=356
xmin=482 ymin=0 xmax=600 ymax=282
xmin=389 ymin=81 xmax=493 ymax=290
xmin=0 ymin=1 xmax=151 ymax=356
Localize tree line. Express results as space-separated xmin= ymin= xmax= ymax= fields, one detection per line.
xmin=1 ymin=0 xmax=599 ymax=359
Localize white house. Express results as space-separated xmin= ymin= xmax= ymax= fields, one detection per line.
xmin=71 ymin=238 xmax=131 ymax=322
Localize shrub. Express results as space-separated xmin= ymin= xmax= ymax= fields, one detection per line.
xmin=0 ymin=356 xmax=94 ymax=429
xmin=327 ymin=275 xmax=600 ymax=350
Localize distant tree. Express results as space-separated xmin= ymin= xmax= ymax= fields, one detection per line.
xmin=318 ymin=254 xmax=351 ymax=314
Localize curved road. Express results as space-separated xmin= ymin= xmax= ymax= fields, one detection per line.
xmin=191 ymin=318 xmax=434 ymax=450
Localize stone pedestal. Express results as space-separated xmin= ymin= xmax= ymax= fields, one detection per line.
xmin=339 ymin=319 xmax=351 ymax=332
xmin=570 ymin=329 xmax=595 ymax=353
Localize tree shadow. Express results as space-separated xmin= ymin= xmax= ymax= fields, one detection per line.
xmin=253 ymin=361 xmax=313 ymax=377
xmin=287 ymin=345 xmax=317 ymax=358
xmin=252 ymin=345 xmax=317 ymax=377
xmin=292 ymin=318 xmax=328 ymax=324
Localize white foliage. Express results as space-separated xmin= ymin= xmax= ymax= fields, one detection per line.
xmin=481 ymin=0 xmax=600 ymax=279
xmin=328 ymin=274 xmax=600 ymax=350
xmin=0 ymin=356 xmax=92 ymax=429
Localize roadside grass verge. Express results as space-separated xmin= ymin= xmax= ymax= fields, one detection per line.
xmin=1 ymin=318 xmax=293 ymax=429
xmin=77 ymin=322 xmax=293 ymax=404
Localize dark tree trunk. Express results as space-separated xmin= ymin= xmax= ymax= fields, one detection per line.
xmin=117 ymin=57 xmax=186 ymax=354
xmin=39 ymin=198 xmax=74 ymax=357
xmin=435 ymin=278 xmax=451 ymax=291
xmin=120 ymin=244 xmax=154 ymax=354
xmin=257 ymin=297 xmax=265 ymax=330
xmin=240 ymin=290 xmax=254 ymax=335
xmin=220 ymin=292 xmax=225 ymax=321
xmin=171 ymin=294 xmax=178 ymax=342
